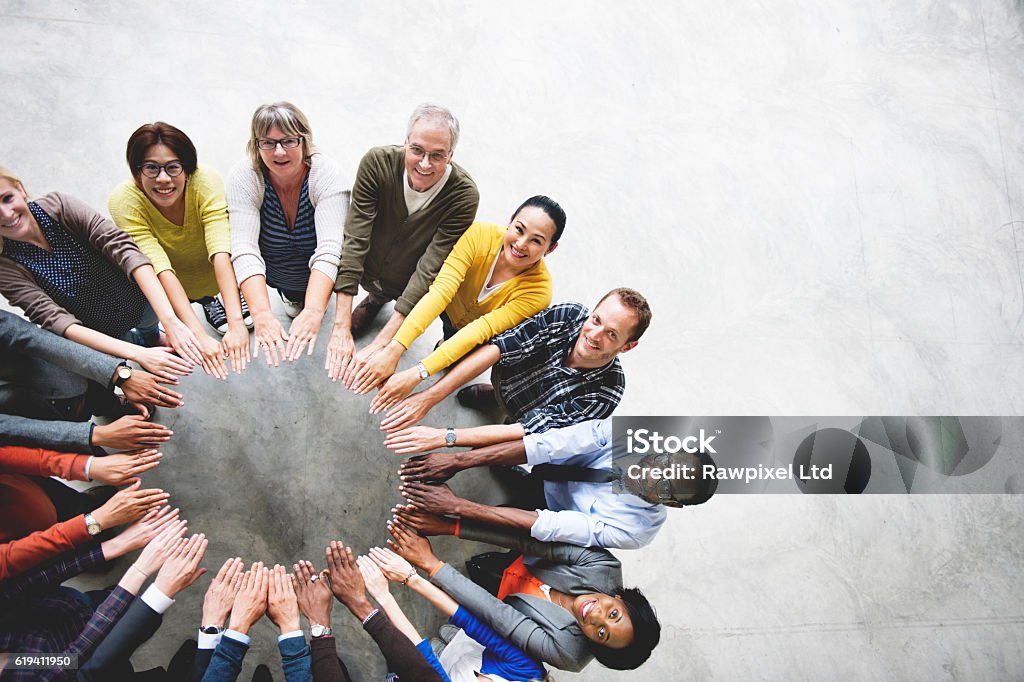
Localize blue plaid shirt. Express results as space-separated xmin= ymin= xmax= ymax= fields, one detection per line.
xmin=0 ymin=543 xmax=105 ymax=662
xmin=491 ymin=302 xmax=625 ymax=434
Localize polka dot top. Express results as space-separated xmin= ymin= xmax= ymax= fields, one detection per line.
xmin=3 ymin=202 xmax=147 ymax=338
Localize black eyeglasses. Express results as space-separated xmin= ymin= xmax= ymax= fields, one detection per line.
xmin=256 ymin=137 xmax=302 ymax=151
xmin=137 ymin=162 xmax=185 ymax=178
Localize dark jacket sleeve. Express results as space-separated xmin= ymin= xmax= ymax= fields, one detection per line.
xmin=362 ymin=610 xmax=443 ymax=682
xmin=279 ymin=635 xmax=313 ymax=682
xmin=309 ymin=637 xmax=352 ymax=682
xmin=77 ymin=598 xmax=162 ymax=681
xmin=201 ymin=635 xmax=247 ymax=682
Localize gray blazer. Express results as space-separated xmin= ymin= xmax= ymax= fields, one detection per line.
xmin=431 ymin=522 xmax=623 ymax=672
xmin=0 ymin=309 xmax=120 ymax=451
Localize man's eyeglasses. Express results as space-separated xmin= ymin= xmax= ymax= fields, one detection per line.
xmin=137 ymin=162 xmax=185 ymax=179
xmin=406 ymin=144 xmax=450 ymax=164
xmin=256 ymin=137 xmax=302 ymax=151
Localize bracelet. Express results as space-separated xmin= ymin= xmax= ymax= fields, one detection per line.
xmin=401 ymin=569 xmax=417 ymax=586
xmin=130 ymin=564 xmax=149 ymax=578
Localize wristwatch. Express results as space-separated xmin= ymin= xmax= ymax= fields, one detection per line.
xmin=310 ymin=624 xmax=333 ymax=638
xmin=417 ymin=362 xmax=430 ymax=380
xmin=445 ymin=427 xmax=457 ymax=447
xmin=113 ymin=363 xmax=133 ymax=387
xmin=201 ymin=625 xmax=224 ymax=635
xmin=84 ymin=512 xmax=102 ymax=537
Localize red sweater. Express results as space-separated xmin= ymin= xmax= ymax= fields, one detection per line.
xmin=0 ymin=445 xmax=91 ymax=579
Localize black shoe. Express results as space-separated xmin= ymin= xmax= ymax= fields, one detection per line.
xmin=239 ymin=293 xmax=254 ymax=330
xmin=251 ymin=664 xmax=272 ymax=682
xmin=456 ymin=384 xmax=497 ymax=411
xmin=201 ymin=297 xmax=229 ymax=335
xmin=350 ymin=296 xmax=385 ymax=335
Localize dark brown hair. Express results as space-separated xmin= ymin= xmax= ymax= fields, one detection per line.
xmin=126 ymin=122 xmax=198 ymax=179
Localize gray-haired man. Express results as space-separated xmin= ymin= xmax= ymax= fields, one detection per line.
xmin=325 ymin=104 xmax=479 ymax=385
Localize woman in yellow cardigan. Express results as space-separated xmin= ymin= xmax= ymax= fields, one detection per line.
xmin=108 ymin=122 xmax=250 ymax=379
xmin=351 ymin=196 xmax=565 ymax=413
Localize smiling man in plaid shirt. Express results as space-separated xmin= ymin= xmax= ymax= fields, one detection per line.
xmin=380 ymin=287 xmax=652 ymax=444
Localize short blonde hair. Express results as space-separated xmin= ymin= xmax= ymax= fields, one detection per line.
xmin=0 ymin=166 xmax=26 ymax=195
xmin=0 ymin=166 xmax=28 ymax=251
xmin=245 ymin=102 xmax=317 ymax=172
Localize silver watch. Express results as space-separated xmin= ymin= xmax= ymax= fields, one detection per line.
xmin=417 ymin=362 xmax=429 ymax=380
xmin=310 ymin=623 xmax=333 ymax=638
xmin=84 ymin=512 xmax=102 ymax=536
xmin=445 ymin=427 xmax=457 ymax=447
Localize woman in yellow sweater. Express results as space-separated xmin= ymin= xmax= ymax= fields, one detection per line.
xmin=351 ymin=195 xmax=565 ymax=414
xmin=108 ymin=122 xmax=250 ymax=379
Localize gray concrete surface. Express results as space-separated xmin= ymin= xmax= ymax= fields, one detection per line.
xmin=2 ymin=1 xmax=1023 ymax=679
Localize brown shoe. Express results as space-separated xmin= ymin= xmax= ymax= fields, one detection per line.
xmin=350 ymin=296 xmax=385 ymax=335
xmin=456 ymin=383 xmax=498 ymax=410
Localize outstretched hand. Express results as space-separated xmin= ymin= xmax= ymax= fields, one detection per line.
xmin=399 ymin=481 xmax=463 ymax=516
xmin=154 ymin=533 xmax=208 ymax=597
xmin=202 ymin=557 xmax=245 ymax=628
xmin=355 ymin=555 xmax=390 ymax=601
xmin=386 ymin=520 xmax=441 ymax=574
xmin=391 ymin=504 xmax=457 ymax=537
xmin=228 ymin=562 xmax=269 ymax=635
xmin=267 ymin=564 xmax=301 ymax=633
xmin=324 ymin=541 xmax=373 ymax=620
xmin=368 ymin=546 xmax=416 ymax=584
xmin=292 ymin=559 xmax=332 ymax=627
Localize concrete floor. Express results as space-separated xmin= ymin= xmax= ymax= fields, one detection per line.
xmin=2 ymin=1 xmax=1023 ymax=679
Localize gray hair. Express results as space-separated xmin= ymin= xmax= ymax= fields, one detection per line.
xmin=246 ymin=101 xmax=317 ymax=171
xmin=406 ymin=103 xmax=460 ymax=152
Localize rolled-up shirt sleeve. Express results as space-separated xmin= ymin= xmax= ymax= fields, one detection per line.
xmin=524 ymin=418 xmax=611 ymax=465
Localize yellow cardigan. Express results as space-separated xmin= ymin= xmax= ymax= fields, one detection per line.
xmin=393 ymin=222 xmax=552 ymax=375
xmin=107 ymin=164 xmax=231 ymax=300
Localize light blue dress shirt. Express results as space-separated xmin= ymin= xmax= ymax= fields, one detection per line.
xmin=524 ymin=418 xmax=667 ymax=549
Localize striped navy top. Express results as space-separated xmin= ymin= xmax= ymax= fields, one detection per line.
xmin=4 ymin=202 xmax=146 ymax=338
xmin=258 ymin=170 xmax=317 ymax=292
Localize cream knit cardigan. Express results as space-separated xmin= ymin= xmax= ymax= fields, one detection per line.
xmin=226 ymin=153 xmax=350 ymax=285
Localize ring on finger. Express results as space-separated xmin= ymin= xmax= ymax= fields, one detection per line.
xmin=309 ymin=574 xmax=319 ymax=583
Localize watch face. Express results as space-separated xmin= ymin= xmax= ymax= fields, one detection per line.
xmin=118 ymin=366 xmax=132 ymax=380
xmin=311 ymin=624 xmax=329 ymax=637
xmin=446 ymin=430 xmax=456 ymax=446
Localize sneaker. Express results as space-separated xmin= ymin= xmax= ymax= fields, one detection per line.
xmin=279 ymin=290 xmax=303 ymax=319
xmin=456 ymin=383 xmax=498 ymax=411
xmin=239 ymin=293 xmax=254 ymax=330
xmin=350 ymin=296 xmax=385 ymax=334
xmin=439 ymin=623 xmax=461 ymax=643
xmin=201 ymin=296 xmax=228 ymax=335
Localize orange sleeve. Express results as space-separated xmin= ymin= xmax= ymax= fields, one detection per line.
xmin=0 ymin=516 xmax=91 ymax=580
xmin=0 ymin=445 xmax=88 ymax=480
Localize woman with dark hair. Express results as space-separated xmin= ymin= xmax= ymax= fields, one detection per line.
xmin=109 ymin=122 xmax=250 ymax=379
xmin=365 ymin=545 xmax=550 ymax=682
xmin=0 ymin=166 xmax=203 ymax=381
xmin=387 ymin=519 xmax=660 ymax=673
xmin=346 ymin=196 xmax=565 ymax=416
xmin=227 ymin=101 xmax=349 ymax=367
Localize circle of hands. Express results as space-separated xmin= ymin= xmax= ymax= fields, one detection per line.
xmin=96 ymin=303 xmax=485 ymax=637
xmin=106 ymin=494 xmax=453 ymax=635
